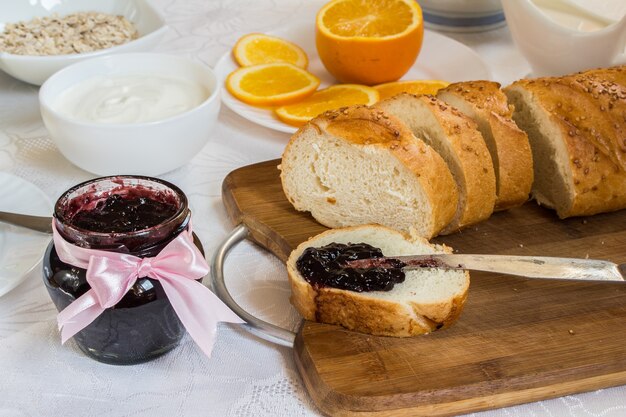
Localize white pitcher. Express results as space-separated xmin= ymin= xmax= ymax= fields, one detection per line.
xmin=502 ymin=0 xmax=626 ymax=76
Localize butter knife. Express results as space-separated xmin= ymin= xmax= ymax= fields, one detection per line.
xmin=346 ymin=254 xmax=626 ymax=282
xmin=0 ymin=211 xmax=52 ymax=234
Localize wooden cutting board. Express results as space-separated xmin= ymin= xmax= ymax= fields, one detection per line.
xmin=222 ymin=159 xmax=626 ymax=417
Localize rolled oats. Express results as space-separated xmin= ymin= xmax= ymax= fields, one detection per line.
xmin=0 ymin=12 xmax=138 ymax=56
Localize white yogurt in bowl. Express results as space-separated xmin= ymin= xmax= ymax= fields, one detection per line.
xmin=54 ymin=75 xmax=209 ymax=124
xmin=39 ymin=53 xmax=220 ymax=176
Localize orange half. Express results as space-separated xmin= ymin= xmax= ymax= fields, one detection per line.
xmin=316 ymin=0 xmax=424 ymax=85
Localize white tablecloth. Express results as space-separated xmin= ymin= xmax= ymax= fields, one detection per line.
xmin=1 ymin=1 xmax=626 ymax=416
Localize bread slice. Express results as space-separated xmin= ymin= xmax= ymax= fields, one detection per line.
xmin=375 ymin=94 xmax=496 ymax=234
xmin=504 ymin=66 xmax=626 ymax=218
xmin=438 ymin=81 xmax=533 ymax=211
xmin=279 ymin=105 xmax=458 ymax=239
xmin=286 ymin=224 xmax=470 ymax=337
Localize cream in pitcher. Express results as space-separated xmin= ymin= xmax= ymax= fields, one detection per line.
xmin=502 ymin=0 xmax=626 ymax=76
xmin=534 ymin=0 xmax=610 ymax=32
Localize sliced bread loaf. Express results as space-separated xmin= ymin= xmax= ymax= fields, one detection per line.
xmin=504 ymin=66 xmax=626 ymax=217
xmin=279 ymin=105 xmax=458 ymax=239
xmin=438 ymin=81 xmax=533 ymax=211
xmin=286 ymin=224 xmax=470 ymax=337
xmin=375 ymin=94 xmax=496 ymax=234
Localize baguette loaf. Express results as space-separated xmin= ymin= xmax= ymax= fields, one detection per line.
xmin=287 ymin=224 xmax=470 ymax=336
xmin=504 ymin=66 xmax=626 ymax=217
xmin=279 ymin=105 xmax=458 ymax=239
xmin=375 ymin=94 xmax=496 ymax=234
xmin=438 ymin=81 xmax=534 ymax=210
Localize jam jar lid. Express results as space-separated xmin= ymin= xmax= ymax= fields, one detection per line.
xmin=54 ymin=175 xmax=190 ymax=254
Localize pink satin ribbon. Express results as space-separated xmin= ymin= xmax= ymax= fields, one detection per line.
xmin=52 ymin=221 xmax=243 ymax=358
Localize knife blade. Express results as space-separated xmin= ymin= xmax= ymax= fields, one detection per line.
xmin=345 ymin=254 xmax=626 ymax=282
xmin=0 ymin=211 xmax=53 ymax=234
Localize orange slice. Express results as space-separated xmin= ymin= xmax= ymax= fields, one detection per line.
xmin=316 ymin=0 xmax=424 ymax=85
xmin=226 ymin=63 xmax=320 ymax=106
xmin=374 ymin=79 xmax=450 ymax=100
xmin=232 ymin=33 xmax=309 ymax=68
xmin=275 ymin=84 xmax=379 ymax=126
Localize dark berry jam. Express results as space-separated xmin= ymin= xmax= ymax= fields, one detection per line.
xmin=296 ymin=242 xmax=406 ymax=292
xmin=70 ymin=194 xmax=178 ymax=233
xmin=43 ymin=176 xmax=204 ymax=365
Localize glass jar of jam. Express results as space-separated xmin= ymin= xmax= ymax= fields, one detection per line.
xmin=43 ymin=176 xmax=204 ymax=365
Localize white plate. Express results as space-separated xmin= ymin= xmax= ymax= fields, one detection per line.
xmin=0 ymin=173 xmax=52 ymax=297
xmin=215 ymin=20 xmax=492 ymax=134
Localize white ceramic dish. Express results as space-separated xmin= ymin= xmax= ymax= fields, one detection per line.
xmin=0 ymin=173 xmax=52 ymax=298
xmin=502 ymin=0 xmax=626 ymax=77
xmin=215 ymin=22 xmax=492 ymax=134
xmin=39 ymin=53 xmax=220 ymax=176
xmin=0 ymin=0 xmax=168 ymax=85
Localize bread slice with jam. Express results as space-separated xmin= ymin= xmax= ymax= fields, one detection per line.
xmin=286 ymin=225 xmax=470 ymax=337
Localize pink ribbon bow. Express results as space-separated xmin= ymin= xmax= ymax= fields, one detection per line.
xmin=52 ymin=221 xmax=243 ymax=358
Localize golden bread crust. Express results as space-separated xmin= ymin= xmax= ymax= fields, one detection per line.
xmin=438 ymin=81 xmax=534 ymax=210
xmin=376 ymin=94 xmax=496 ymax=234
xmin=314 ymin=288 xmax=431 ymax=337
xmin=488 ymin=111 xmax=534 ymax=210
xmin=506 ymin=66 xmax=626 ymax=217
xmin=440 ymin=80 xmax=512 ymax=118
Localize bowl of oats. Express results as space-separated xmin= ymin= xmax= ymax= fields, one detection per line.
xmin=0 ymin=0 xmax=168 ymax=85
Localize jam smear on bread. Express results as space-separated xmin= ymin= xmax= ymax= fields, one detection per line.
xmin=296 ymin=242 xmax=405 ymax=292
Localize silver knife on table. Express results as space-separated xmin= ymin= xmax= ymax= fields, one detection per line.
xmin=346 ymin=254 xmax=626 ymax=282
xmin=0 ymin=211 xmax=52 ymax=234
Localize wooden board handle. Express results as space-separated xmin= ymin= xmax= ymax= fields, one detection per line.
xmin=209 ymin=224 xmax=296 ymax=348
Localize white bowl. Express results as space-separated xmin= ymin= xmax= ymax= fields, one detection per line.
xmin=39 ymin=53 xmax=220 ymax=176
xmin=0 ymin=0 xmax=168 ymax=85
